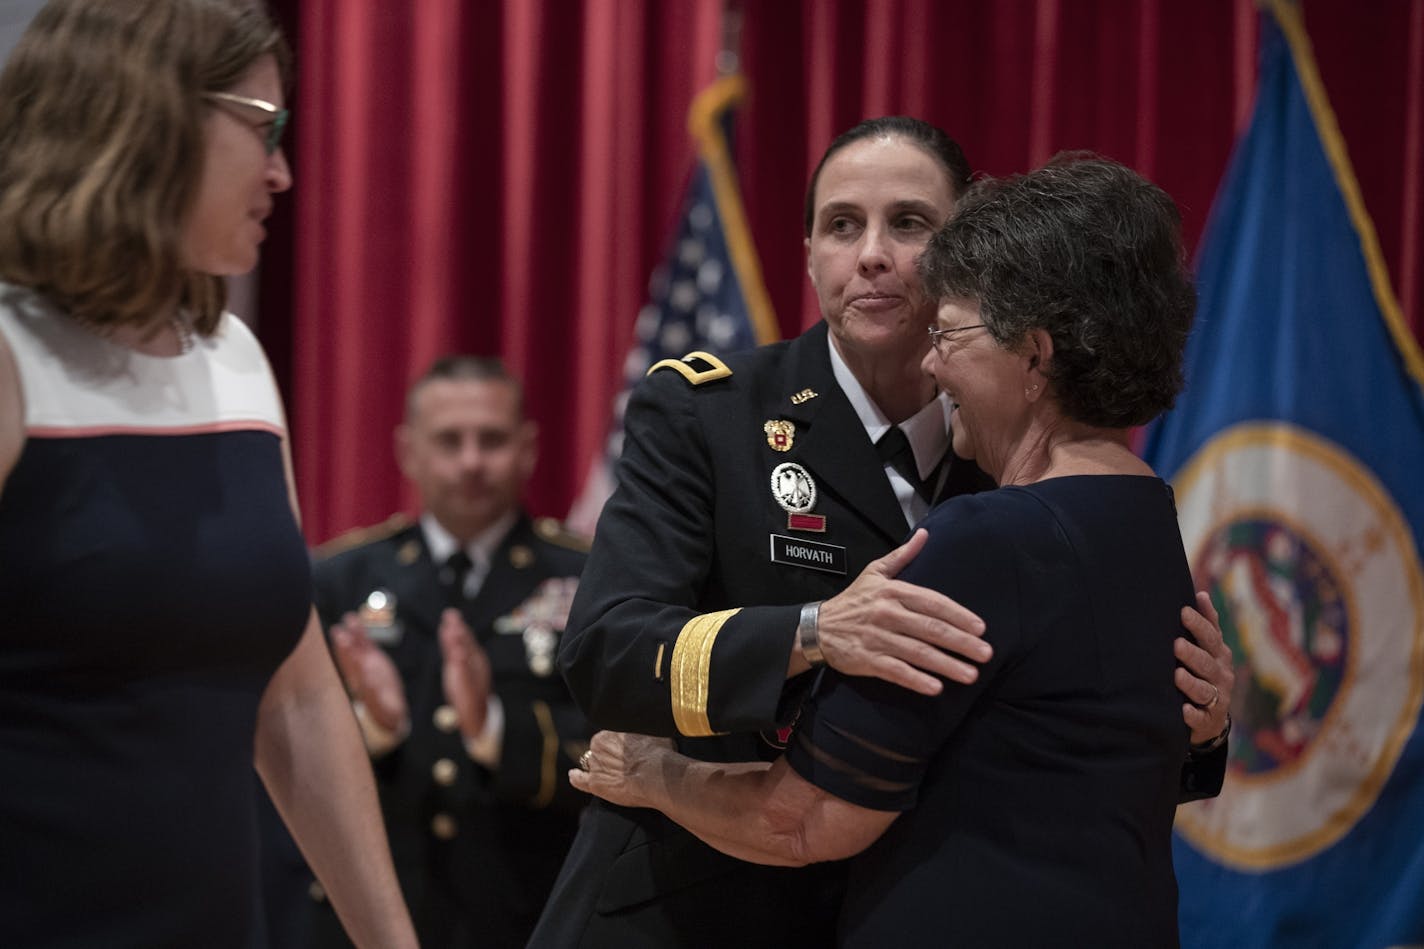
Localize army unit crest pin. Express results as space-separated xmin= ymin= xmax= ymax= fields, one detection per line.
xmin=764 ymin=419 xmax=795 ymax=452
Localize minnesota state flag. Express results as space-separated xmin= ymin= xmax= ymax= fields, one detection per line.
xmin=567 ymin=74 xmax=776 ymax=534
xmin=1143 ymin=2 xmax=1424 ymax=946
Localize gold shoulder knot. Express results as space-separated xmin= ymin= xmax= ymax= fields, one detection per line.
xmin=315 ymin=512 xmax=412 ymax=558
xmin=646 ymin=350 xmax=732 ymax=385
xmin=535 ymin=517 xmax=592 ymax=553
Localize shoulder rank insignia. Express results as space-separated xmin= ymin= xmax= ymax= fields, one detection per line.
xmin=534 ymin=517 xmax=592 ymax=553
xmin=647 ymin=350 xmax=732 ymax=385
xmin=313 ymin=512 xmax=413 ymax=559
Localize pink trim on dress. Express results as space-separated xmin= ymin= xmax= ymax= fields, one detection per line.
xmin=27 ymin=420 xmax=285 ymax=439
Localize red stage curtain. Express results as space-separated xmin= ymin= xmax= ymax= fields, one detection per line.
xmin=266 ymin=0 xmax=1424 ymax=545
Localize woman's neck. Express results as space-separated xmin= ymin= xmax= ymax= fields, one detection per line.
xmin=95 ymin=311 xmax=191 ymax=357
xmin=996 ymin=420 xmax=1150 ymax=486
xmin=834 ymin=337 xmax=938 ymax=424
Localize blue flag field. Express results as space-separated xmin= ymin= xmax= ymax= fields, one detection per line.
xmin=1143 ymin=2 xmax=1424 ymax=946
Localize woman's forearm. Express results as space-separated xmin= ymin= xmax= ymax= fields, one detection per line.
xmin=575 ymin=731 xmax=896 ymax=866
xmin=255 ymin=614 xmax=417 ymax=949
xmin=644 ymin=756 xmax=815 ymax=866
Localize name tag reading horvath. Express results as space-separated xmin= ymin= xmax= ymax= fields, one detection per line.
xmin=769 ymin=534 xmax=847 ymax=575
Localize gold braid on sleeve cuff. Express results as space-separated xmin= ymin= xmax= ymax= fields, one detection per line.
xmin=668 ymin=608 xmax=741 ymax=737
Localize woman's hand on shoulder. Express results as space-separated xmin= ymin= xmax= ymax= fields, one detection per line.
xmin=817 ymin=529 xmax=991 ymax=695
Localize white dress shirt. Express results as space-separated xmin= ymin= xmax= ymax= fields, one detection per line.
xmin=827 ymin=334 xmax=952 ymax=527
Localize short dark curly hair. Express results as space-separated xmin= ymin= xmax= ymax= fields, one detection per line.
xmin=918 ymin=153 xmax=1196 ymax=428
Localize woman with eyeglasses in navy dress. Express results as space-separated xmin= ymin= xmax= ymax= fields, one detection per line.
xmin=0 ymin=2 xmax=415 ymax=945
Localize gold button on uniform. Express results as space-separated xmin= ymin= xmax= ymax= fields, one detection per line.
xmin=433 ymin=704 xmax=459 ymax=733
xmin=433 ymin=757 xmax=458 ymax=786
xmin=431 ymin=813 xmax=459 ymax=840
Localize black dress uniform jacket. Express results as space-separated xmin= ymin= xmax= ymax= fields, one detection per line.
xmin=288 ymin=513 xmax=590 ymax=948
xmin=532 ymin=321 xmax=1226 ymax=948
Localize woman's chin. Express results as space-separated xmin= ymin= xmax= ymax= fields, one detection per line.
xmin=835 ymin=318 xmax=925 ymax=360
xmin=950 ymin=428 xmax=973 ymax=463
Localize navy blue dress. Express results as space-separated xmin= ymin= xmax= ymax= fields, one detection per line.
xmin=0 ymin=288 xmax=310 ymax=948
xmin=786 ymin=476 xmax=1193 ymax=948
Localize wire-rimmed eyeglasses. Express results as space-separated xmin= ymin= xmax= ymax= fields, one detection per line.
xmin=204 ymin=92 xmax=290 ymax=155
xmin=927 ymin=323 xmax=986 ymax=356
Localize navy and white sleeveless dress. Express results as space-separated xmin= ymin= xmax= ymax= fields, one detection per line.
xmin=0 ymin=284 xmax=312 ymax=948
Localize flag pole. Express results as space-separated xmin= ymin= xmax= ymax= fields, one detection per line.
xmin=563 ymin=1 xmax=776 ymax=532
xmin=717 ymin=0 xmax=742 ymax=77
xmin=688 ymin=0 xmax=777 ymax=345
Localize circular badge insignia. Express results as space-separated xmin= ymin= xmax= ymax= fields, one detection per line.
xmin=770 ymin=462 xmax=817 ymax=514
xmin=1172 ymin=422 xmax=1424 ymax=870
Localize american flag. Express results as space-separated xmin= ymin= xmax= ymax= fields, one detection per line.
xmin=567 ymin=74 xmax=777 ymax=534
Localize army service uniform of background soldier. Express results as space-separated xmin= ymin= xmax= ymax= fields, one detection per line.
xmin=263 ymin=356 xmax=591 ymax=948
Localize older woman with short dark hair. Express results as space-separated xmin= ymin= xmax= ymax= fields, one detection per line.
xmin=573 ymin=155 xmax=1208 ymax=948
xmin=919 ymin=152 xmax=1195 ymax=429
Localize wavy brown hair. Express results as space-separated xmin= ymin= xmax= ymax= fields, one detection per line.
xmin=0 ymin=0 xmax=290 ymax=335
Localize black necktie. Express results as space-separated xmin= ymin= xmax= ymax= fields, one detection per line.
xmin=876 ymin=426 xmax=935 ymax=504
xmin=441 ymin=551 xmax=473 ymax=605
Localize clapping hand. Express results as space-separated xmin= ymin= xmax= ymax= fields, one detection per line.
xmin=330 ymin=612 xmax=408 ymax=733
xmin=439 ymin=608 xmax=493 ymax=738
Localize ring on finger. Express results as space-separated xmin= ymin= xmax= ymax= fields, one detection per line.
xmin=1204 ymin=684 xmax=1220 ymax=711
xmin=578 ymin=750 xmax=593 ymax=771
